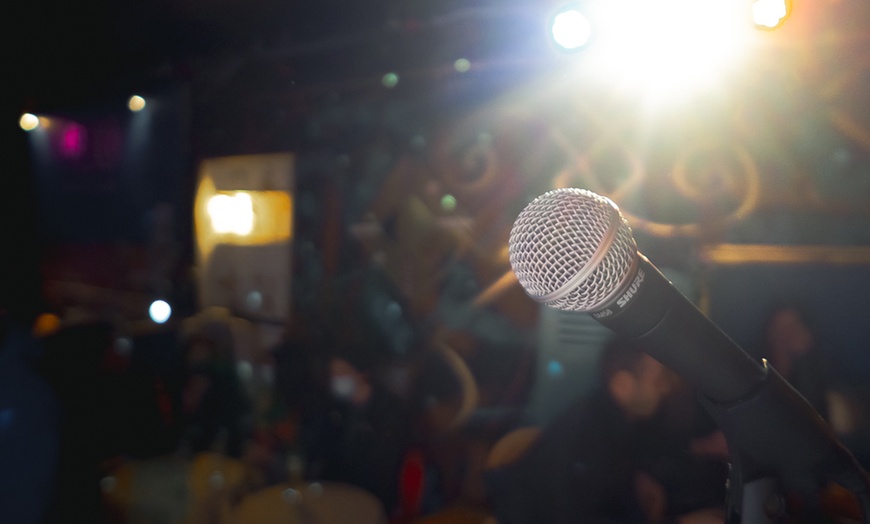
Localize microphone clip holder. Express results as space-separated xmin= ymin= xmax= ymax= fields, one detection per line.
xmin=698 ymin=362 xmax=870 ymax=523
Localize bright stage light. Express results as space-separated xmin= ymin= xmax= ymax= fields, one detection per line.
xmin=19 ymin=113 xmax=40 ymax=131
xmin=207 ymin=192 xmax=255 ymax=235
xmin=128 ymin=95 xmax=146 ymax=112
xmin=752 ymin=0 xmax=789 ymax=29
xmin=194 ymin=163 xmax=293 ymax=265
xmin=550 ymin=7 xmax=593 ymax=51
xmin=582 ymin=0 xmax=754 ymax=105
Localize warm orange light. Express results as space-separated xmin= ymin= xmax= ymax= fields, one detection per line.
xmin=128 ymin=95 xmax=146 ymax=112
xmin=32 ymin=313 xmax=61 ymax=338
xmin=194 ymin=155 xmax=294 ymax=263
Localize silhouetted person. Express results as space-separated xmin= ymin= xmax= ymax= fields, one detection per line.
xmin=485 ymin=337 xmax=726 ymax=524
xmin=757 ymin=303 xmax=849 ymax=522
xmin=0 ymin=312 xmax=60 ymax=524
xmin=41 ymin=318 xmax=120 ymax=524
xmin=300 ymin=344 xmax=412 ymax=517
xmin=173 ymin=308 xmax=253 ymax=458
xmin=760 ymin=303 xmax=833 ymax=422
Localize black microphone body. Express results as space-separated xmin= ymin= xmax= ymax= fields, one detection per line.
xmin=508 ymin=188 xmax=870 ymax=520
xmin=589 ymin=254 xmax=765 ymax=404
xmin=588 ymin=252 xmax=867 ymax=499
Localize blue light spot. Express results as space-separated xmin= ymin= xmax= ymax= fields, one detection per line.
xmin=0 ymin=408 xmax=15 ymax=430
xmin=547 ymin=360 xmax=564 ymax=377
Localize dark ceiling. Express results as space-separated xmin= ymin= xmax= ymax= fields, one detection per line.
xmin=13 ymin=0 xmax=321 ymax=109
xmin=11 ymin=0 xmax=539 ymax=112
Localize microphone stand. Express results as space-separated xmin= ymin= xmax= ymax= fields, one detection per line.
xmin=698 ymin=362 xmax=870 ymax=523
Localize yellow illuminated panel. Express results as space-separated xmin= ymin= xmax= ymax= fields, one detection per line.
xmin=195 ymin=175 xmax=293 ymax=262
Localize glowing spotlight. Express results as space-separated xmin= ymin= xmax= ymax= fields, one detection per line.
xmin=584 ymin=0 xmax=754 ymax=105
xmin=128 ymin=95 xmax=146 ymax=112
xmin=19 ymin=113 xmax=40 ymax=131
xmin=149 ymin=300 xmax=172 ymax=324
xmin=207 ymin=192 xmax=255 ymax=235
xmin=550 ymin=7 xmax=593 ymax=51
xmin=752 ymin=0 xmax=789 ymax=29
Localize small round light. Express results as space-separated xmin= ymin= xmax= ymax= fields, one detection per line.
xmin=454 ymin=58 xmax=471 ymax=73
xmin=381 ymin=72 xmax=399 ymax=88
xmin=245 ymin=290 xmax=263 ymax=311
xmin=19 ymin=113 xmax=40 ymax=131
xmin=128 ymin=95 xmax=146 ymax=112
xmin=547 ymin=359 xmax=565 ymax=377
xmin=149 ymin=300 xmax=172 ymax=324
xmin=32 ymin=313 xmax=61 ymax=337
xmin=440 ymin=194 xmax=457 ymax=212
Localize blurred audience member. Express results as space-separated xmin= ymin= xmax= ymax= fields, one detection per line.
xmin=402 ymin=338 xmax=487 ymax=516
xmin=0 ymin=311 xmax=60 ymax=524
xmin=641 ymin=380 xmax=730 ymax=520
xmin=485 ymin=336 xmax=726 ymax=524
xmin=245 ymin=318 xmax=326 ymax=487
xmin=41 ymin=316 xmax=120 ymax=523
xmin=758 ymin=303 xmax=869 ymax=522
xmin=760 ymin=303 xmax=833 ymax=421
xmin=299 ymin=343 xmax=413 ymax=518
xmin=174 ymin=308 xmax=254 ymax=458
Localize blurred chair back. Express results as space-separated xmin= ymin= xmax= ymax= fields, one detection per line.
xmin=410 ymin=505 xmax=495 ymax=524
xmin=232 ymin=481 xmax=387 ymax=524
xmin=100 ymin=451 xmax=248 ymax=524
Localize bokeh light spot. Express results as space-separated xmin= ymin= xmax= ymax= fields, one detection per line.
xmin=60 ymin=123 xmax=86 ymax=159
xmin=149 ymin=300 xmax=172 ymax=324
xmin=382 ymin=72 xmax=399 ymax=88
xmin=454 ymin=58 xmax=471 ymax=72
xmin=547 ymin=359 xmax=564 ymax=377
xmin=440 ymin=194 xmax=457 ymax=212
xmin=19 ymin=113 xmax=39 ymax=131
xmin=128 ymin=95 xmax=146 ymax=112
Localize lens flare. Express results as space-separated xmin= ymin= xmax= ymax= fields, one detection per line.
xmin=551 ymin=8 xmax=593 ymax=50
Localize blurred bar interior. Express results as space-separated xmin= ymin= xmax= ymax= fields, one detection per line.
xmin=5 ymin=0 xmax=870 ymax=523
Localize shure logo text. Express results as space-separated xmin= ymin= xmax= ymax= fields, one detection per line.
xmin=616 ymin=269 xmax=645 ymax=308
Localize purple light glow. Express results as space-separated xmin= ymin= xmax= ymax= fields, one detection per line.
xmin=59 ymin=124 xmax=86 ymax=159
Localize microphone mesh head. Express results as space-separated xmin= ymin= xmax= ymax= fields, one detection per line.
xmin=508 ymin=188 xmax=637 ymax=312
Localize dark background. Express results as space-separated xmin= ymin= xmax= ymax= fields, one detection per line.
xmin=5 ymin=0 xmax=870 ymax=449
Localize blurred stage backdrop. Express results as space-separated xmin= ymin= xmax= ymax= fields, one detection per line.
xmin=17 ymin=0 xmax=870 ymax=426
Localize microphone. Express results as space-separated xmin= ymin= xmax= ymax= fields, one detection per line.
xmin=507 ymin=187 xmax=764 ymax=403
xmin=508 ymin=187 xmax=869 ymax=513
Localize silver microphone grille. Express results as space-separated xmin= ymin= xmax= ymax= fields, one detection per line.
xmin=508 ymin=188 xmax=638 ymax=312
